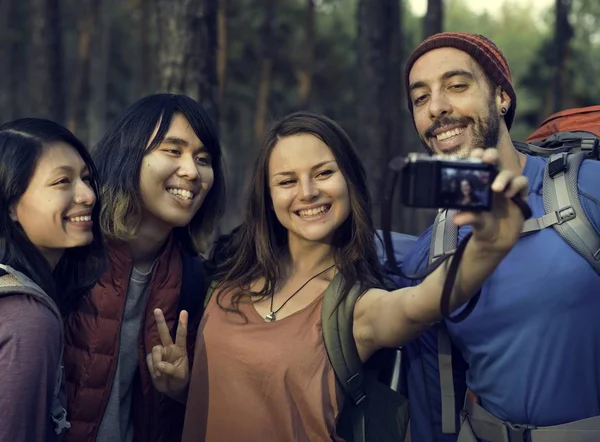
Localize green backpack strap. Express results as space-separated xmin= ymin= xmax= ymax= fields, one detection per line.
xmin=204 ymin=281 xmax=218 ymax=308
xmin=522 ymin=152 xmax=600 ymax=274
xmin=321 ymin=272 xmax=367 ymax=442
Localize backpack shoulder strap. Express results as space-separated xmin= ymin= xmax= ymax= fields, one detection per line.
xmin=321 ymin=273 xmax=366 ymax=442
xmin=429 ymin=209 xmax=459 ymax=265
xmin=179 ymin=252 xmax=207 ymax=321
xmin=204 ymin=281 xmax=218 ymax=308
xmin=0 ymin=264 xmax=70 ymax=435
xmin=0 ymin=264 xmax=58 ymax=314
xmin=428 ymin=213 xmax=460 ymax=434
xmin=521 ymin=152 xmax=600 ymax=274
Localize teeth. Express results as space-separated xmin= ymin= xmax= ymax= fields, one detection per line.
xmin=436 ymin=128 xmax=464 ymax=141
xmin=167 ymin=188 xmax=194 ymax=200
xmin=69 ymin=215 xmax=91 ymax=222
xmin=298 ymin=205 xmax=329 ymax=217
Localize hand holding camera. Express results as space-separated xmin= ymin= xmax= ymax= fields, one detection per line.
xmin=399 ymin=148 xmax=530 ymax=254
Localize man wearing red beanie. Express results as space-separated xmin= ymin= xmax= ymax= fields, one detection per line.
xmin=399 ymin=32 xmax=600 ymax=442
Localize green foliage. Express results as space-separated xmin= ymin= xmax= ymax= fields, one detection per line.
xmin=445 ymin=0 xmax=550 ymax=139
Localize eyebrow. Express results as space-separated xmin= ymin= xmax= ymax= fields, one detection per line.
xmin=272 ymin=160 xmax=336 ymax=177
xmin=50 ymin=165 xmax=90 ymax=175
xmin=50 ymin=165 xmax=74 ymax=174
xmin=409 ymin=69 xmax=475 ymax=92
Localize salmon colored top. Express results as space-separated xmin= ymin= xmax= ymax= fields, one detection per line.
xmin=182 ymin=288 xmax=345 ymax=441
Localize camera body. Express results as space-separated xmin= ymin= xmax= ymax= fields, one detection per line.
xmin=400 ymin=153 xmax=498 ymax=211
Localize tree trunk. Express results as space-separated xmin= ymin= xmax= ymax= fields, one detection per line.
xmin=0 ymin=0 xmax=19 ymax=121
xmin=424 ymin=0 xmax=444 ymax=39
xmin=297 ymin=0 xmax=315 ymax=107
xmin=140 ymin=0 xmax=153 ymax=96
xmin=254 ymin=0 xmax=276 ymax=146
xmin=356 ymin=0 xmax=403 ymax=230
xmin=155 ymin=0 xmax=219 ymax=127
xmin=217 ymin=0 xmax=229 ymax=106
xmin=68 ymin=0 xmax=97 ymax=137
xmin=155 ymin=0 xmax=197 ymax=94
xmin=553 ymin=0 xmax=573 ymax=111
xmin=196 ymin=0 xmax=220 ymax=128
xmin=28 ymin=0 xmax=65 ymax=122
xmin=88 ymin=0 xmax=112 ymax=146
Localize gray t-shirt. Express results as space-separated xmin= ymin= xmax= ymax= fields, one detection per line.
xmin=96 ymin=266 xmax=152 ymax=442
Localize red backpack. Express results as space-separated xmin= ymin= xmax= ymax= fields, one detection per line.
xmin=510 ymin=105 xmax=600 ymax=274
xmin=519 ymin=105 xmax=600 ymax=157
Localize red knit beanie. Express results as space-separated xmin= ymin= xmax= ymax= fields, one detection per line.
xmin=404 ymin=32 xmax=517 ymax=129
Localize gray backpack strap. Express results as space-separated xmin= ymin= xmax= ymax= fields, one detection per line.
xmin=204 ymin=281 xmax=217 ymax=308
xmin=322 ymin=273 xmax=366 ymax=442
xmin=0 ymin=264 xmax=70 ymax=435
xmin=429 ymin=212 xmax=460 ymax=434
xmin=430 ymin=209 xmax=459 ymax=265
xmin=437 ymin=323 xmax=457 ymax=434
xmin=521 ymin=152 xmax=600 ymax=274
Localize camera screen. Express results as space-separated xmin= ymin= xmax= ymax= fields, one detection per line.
xmin=439 ymin=166 xmax=493 ymax=209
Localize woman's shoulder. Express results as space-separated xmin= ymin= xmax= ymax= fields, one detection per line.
xmin=0 ymin=294 xmax=61 ymax=340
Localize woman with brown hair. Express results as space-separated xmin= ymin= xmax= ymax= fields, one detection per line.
xmin=63 ymin=94 xmax=225 ymax=442
xmin=149 ymin=111 xmax=528 ymax=441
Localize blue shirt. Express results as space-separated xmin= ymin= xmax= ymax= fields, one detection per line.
xmin=403 ymin=154 xmax=600 ymax=432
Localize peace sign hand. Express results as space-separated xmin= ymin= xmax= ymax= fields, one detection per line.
xmin=146 ymin=308 xmax=190 ymax=400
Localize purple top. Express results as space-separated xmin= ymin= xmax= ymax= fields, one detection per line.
xmin=0 ymin=294 xmax=62 ymax=442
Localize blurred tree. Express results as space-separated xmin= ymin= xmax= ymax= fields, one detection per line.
xmin=155 ymin=0 xmax=219 ymax=126
xmin=88 ymin=0 xmax=111 ymax=144
xmin=254 ymin=0 xmax=276 ymax=145
xmin=0 ymin=0 xmax=20 ymax=122
xmin=296 ymin=0 xmax=316 ymax=107
xmin=28 ymin=0 xmax=66 ymax=123
xmin=424 ymin=0 xmax=444 ymax=38
xmin=356 ymin=0 xmax=403 ymax=229
xmin=217 ymin=0 xmax=229 ymax=106
xmin=195 ymin=0 xmax=220 ymax=127
xmin=2 ymin=0 xmax=599 ymax=236
xmin=553 ymin=0 xmax=574 ymax=112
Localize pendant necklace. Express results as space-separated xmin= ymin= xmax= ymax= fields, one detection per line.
xmin=264 ymin=264 xmax=335 ymax=322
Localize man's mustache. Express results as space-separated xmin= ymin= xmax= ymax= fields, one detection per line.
xmin=424 ymin=117 xmax=473 ymax=139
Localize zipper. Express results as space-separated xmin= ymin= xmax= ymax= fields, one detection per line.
xmin=91 ymin=261 xmax=133 ymax=441
xmin=133 ymin=256 xmax=165 ymax=440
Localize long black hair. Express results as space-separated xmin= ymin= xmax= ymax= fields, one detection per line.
xmin=0 ymin=118 xmax=106 ymax=315
xmin=92 ymin=93 xmax=226 ymax=254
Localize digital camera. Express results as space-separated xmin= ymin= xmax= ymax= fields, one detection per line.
xmin=398 ymin=153 xmax=498 ymax=211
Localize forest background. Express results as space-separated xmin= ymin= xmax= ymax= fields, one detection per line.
xmin=1 ymin=0 xmax=597 ymax=235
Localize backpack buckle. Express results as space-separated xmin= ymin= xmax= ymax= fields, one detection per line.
xmin=548 ymin=153 xmax=568 ymax=178
xmin=51 ymin=407 xmax=71 ymax=435
xmin=346 ymin=372 xmax=367 ymax=406
xmin=580 ymin=138 xmax=600 ymax=159
xmin=557 ymin=206 xmax=576 ymax=224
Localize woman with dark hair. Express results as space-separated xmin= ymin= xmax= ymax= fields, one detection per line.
xmin=150 ymin=111 xmax=528 ymax=441
xmin=63 ymin=94 xmax=226 ymax=442
xmin=457 ymin=175 xmax=484 ymax=207
xmin=0 ymin=118 xmax=105 ymax=442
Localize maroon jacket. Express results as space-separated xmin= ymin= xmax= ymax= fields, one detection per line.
xmin=63 ymin=237 xmax=203 ymax=442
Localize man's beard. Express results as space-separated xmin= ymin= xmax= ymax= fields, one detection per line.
xmin=420 ymin=99 xmax=501 ymax=157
